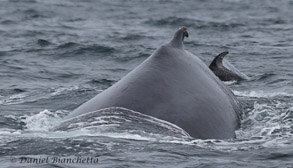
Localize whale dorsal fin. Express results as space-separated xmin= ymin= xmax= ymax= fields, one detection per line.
xmin=169 ymin=26 xmax=189 ymax=49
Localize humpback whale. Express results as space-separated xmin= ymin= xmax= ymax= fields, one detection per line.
xmin=209 ymin=51 xmax=247 ymax=81
xmin=62 ymin=27 xmax=242 ymax=139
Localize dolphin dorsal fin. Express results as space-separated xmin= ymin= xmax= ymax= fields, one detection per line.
xmin=209 ymin=51 xmax=229 ymax=69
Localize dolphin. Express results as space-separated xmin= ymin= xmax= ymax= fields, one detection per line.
xmin=209 ymin=51 xmax=248 ymax=81
xmin=63 ymin=27 xmax=242 ymax=139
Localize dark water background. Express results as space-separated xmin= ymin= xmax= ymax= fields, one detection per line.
xmin=0 ymin=0 xmax=293 ymax=167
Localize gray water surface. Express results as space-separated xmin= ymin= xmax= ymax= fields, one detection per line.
xmin=1 ymin=0 xmax=293 ymax=167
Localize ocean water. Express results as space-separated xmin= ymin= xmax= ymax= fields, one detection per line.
xmin=0 ymin=0 xmax=293 ymax=167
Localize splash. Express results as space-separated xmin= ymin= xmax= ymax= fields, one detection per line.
xmin=236 ymin=100 xmax=293 ymax=143
xmin=22 ymin=109 xmax=63 ymax=131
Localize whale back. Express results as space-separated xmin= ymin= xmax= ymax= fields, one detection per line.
xmin=66 ymin=40 xmax=242 ymax=139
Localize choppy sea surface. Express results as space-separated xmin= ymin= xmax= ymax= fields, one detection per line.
xmin=0 ymin=0 xmax=293 ymax=167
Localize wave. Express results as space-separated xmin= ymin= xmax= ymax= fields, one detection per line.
xmin=54 ymin=107 xmax=190 ymax=139
xmin=37 ymin=39 xmax=52 ymax=47
xmin=120 ymin=34 xmax=147 ymax=41
xmin=145 ymin=17 xmax=244 ymax=30
xmin=0 ymin=93 xmax=28 ymax=105
xmin=0 ymin=107 xmax=190 ymax=143
xmin=0 ymin=85 xmax=99 ymax=106
xmin=54 ymin=42 xmax=116 ymax=58
xmin=1 ymin=100 xmax=292 ymax=153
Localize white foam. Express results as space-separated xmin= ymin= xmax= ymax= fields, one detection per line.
xmin=236 ymin=100 xmax=293 ymax=143
xmin=22 ymin=109 xmax=63 ymax=131
xmin=50 ymin=86 xmax=103 ymax=96
xmin=0 ymin=93 xmax=28 ymax=105
xmin=224 ymin=81 xmax=237 ymax=85
xmin=50 ymin=86 xmax=79 ymax=96
xmin=233 ymin=90 xmax=293 ymax=98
